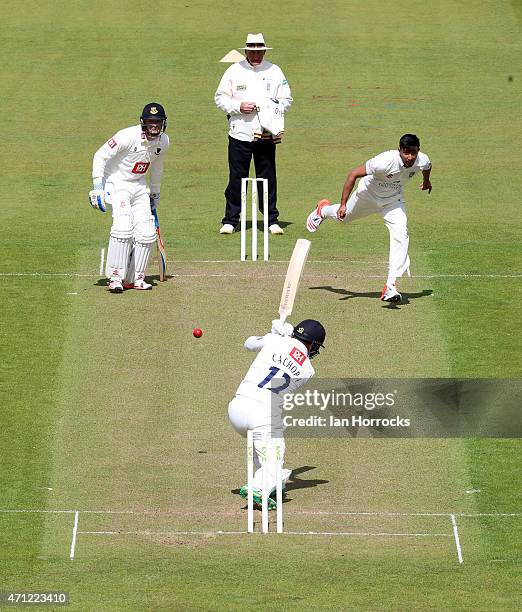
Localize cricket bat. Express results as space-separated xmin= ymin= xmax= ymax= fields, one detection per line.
xmin=279 ymin=238 xmax=311 ymax=324
xmin=152 ymin=209 xmax=167 ymax=281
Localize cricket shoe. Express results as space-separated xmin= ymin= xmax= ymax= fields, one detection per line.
xmin=380 ymin=284 xmax=402 ymax=304
xmin=239 ymin=485 xmax=278 ymax=510
xmin=219 ymin=224 xmax=235 ymax=234
xmin=124 ymin=275 xmax=152 ymax=290
xmin=108 ymin=279 xmax=123 ymax=293
xmin=269 ymin=224 xmax=284 ymax=235
xmin=306 ymin=199 xmax=330 ymax=233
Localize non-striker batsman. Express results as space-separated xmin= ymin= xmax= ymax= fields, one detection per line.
xmin=89 ymin=103 xmax=170 ymax=292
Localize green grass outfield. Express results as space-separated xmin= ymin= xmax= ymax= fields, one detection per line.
xmin=1 ymin=1 xmax=521 ymax=610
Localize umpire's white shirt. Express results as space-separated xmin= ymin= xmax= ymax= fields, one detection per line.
xmin=92 ymin=125 xmax=169 ymax=193
xmin=360 ymin=150 xmax=431 ymax=204
xmin=215 ymin=60 xmax=292 ymax=142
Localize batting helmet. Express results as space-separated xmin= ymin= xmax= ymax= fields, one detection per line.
xmin=292 ymin=319 xmax=326 ymax=359
xmin=140 ymin=102 xmax=167 ymax=134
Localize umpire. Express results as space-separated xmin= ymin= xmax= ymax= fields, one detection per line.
xmin=215 ymin=33 xmax=292 ymax=235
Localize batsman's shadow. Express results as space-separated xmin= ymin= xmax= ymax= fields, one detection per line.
xmin=232 ymin=465 xmax=328 ymax=504
xmin=309 ymin=285 xmax=433 ymax=307
xmin=284 ymin=465 xmax=329 ymax=494
xmin=93 ymin=276 xmax=167 ymax=288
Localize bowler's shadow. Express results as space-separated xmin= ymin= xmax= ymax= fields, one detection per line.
xmin=309 ymin=285 xmax=433 ymax=307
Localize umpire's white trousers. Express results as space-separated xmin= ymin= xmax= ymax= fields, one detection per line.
xmin=228 ymin=396 xmax=290 ymax=492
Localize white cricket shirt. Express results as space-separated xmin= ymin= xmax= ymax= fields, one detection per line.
xmin=215 ymin=60 xmax=292 ymax=142
xmin=92 ymin=125 xmax=169 ymax=192
xmin=360 ymin=150 xmax=431 ymax=204
xmin=235 ymin=333 xmax=315 ymax=407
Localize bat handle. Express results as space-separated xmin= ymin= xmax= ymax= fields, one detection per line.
xmin=152 ymin=208 xmax=160 ymax=229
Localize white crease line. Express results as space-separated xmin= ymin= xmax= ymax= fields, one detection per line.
xmin=78 ymin=530 xmax=451 ymax=537
xmin=296 ymin=511 xmax=522 ymax=517
xmin=0 ymin=270 xmax=520 ymax=279
xmin=450 ymin=514 xmax=464 ymax=564
xmin=79 ymin=530 xmax=245 ymax=535
xmin=69 ymin=511 xmax=79 ymax=560
xmin=99 ymin=248 xmax=105 ymax=276
xmin=1 ymin=509 xmax=520 ymax=517
xmin=285 ymin=531 xmax=452 ymax=537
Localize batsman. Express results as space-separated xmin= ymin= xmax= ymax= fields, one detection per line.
xmin=89 ymin=103 xmax=170 ymax=292
xmin=228 ymin=318 xmax=326 ymax=509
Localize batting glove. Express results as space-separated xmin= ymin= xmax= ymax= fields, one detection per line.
xmin=88 ymin=189 xmax=106 ymax=212
xmin=271 ymin=319 xmax=294 ymax=337
xmin=150 ymin=192 xmax=160 ymax=211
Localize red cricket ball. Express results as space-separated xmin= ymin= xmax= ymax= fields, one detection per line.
xmin=193 ymin=328 xmax=203 ymax=338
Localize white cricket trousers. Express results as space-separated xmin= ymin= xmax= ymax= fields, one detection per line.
xmin=323 ymin=189 xmax=410 ymax=281
xmin=228 ymin=397 xmax=290 ymax=492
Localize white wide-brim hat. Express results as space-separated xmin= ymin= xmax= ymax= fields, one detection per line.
xmin=240 ymin=33 xmax=272 ymax=51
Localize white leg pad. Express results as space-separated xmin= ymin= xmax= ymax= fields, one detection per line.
xmin=106 ymin=237 xmax=132 ymax=279
xmin=133 ymin=241 xmax=153 ymax=277
xmin=123 ymin=247 xmax=136 ymax=284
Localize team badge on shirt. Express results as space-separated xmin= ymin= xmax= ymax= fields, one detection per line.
xmin=290 ymin=347 xmax=307 ymax=366
xmin=108 ymin=138 xmax=117 ymax=149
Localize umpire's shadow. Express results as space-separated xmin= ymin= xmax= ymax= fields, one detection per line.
xmin=309 ymin=285 xmax=433 ymax=307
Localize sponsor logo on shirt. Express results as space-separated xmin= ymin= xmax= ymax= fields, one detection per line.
xmin=108 ymin=138 xmax=117 ymax=149
xmin=132 ymin=162 xmax=150 ymax=174
xmin=377 ymin=180 xmax=401 ymax=190
xmin=386 ymin=173 xmax=394 ymax=178
xmin=236 ymin=84 xmax=247 ymax=91
xmin=290 ymin=346 xmax=307 ymax=366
